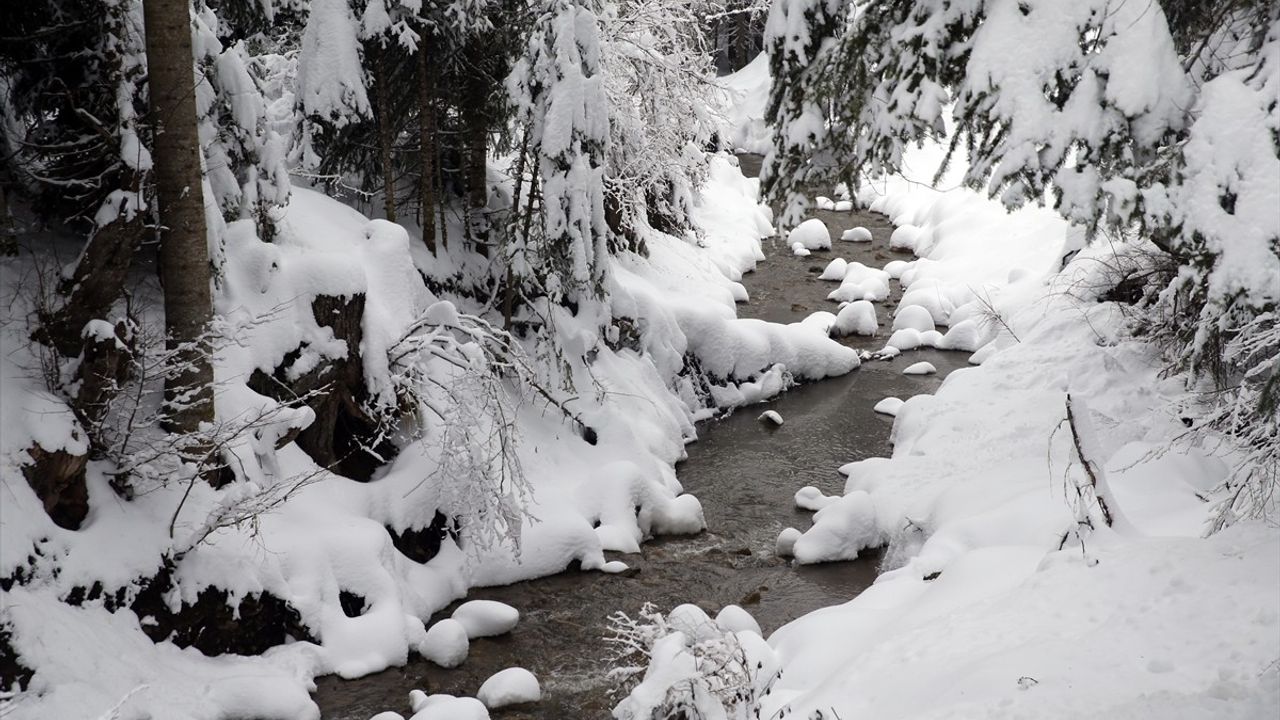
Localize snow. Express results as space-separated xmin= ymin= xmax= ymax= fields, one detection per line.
xmin=814 ymin=196 xmax=835 ymax=211
xmin=715 ymin=605 xmax=762 ymax=636
xmin=790 ymin=242 xmax=810 ymax=257
xmin=775 ymin=528 xmax=801 ymax=558
xmin=758 ymin=410 xmax=784 ymax=426
xmin=717 ymin=52 xmax=771 ymax=154
xmin=476 ymin=667 xmax=541 ymax=709
xmin=818 ymin=257 xmax=847 ymax=281
xmin=408 ymin=696 xmax=489 ymax=720
xmin=891 ymin=305 xmax=935 ymax=332
xmin=451 ymin=600 xmax=519 ymax=639
xmin=421 ymin=619 xmax=469 ymax=668
xmin=873 ymin=397 xmax=905 ymax=417
xmin=791 ymin=491 xmax=881 ymax=564
xmin=833 ymin=200 xmax=853 ymax=212
xmin=841 ymin=226 xmax=872 ymax=242
xmin=787 ymin=218 xmax=831 ymax=250
xmin=794 ymin=486 xmax=838 ymax=511
xmin=831 ymin=301 xmax=878 ymax=337
xmin=901 ymin=361 xmax=936 ymax=376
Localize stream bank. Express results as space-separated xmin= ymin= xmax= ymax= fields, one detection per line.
xmin=314 ymin=155 xmax=968 ymax=718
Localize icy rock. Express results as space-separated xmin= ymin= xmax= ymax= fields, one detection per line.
xmin=873 ymin=397 xmax=905 ymax=416
xmin=841 ymin=226 xmax=873 ymax=242
xmin=422 ymin=619 xmax=469 ymax=668
xmin=889 ymin=225 xmax=922 ymax=252
xmin=814 ymin=196 xmax=835 ymax=210
xmin=834 ymin=200 xmax=853 ymax=212
xmin=795 ymin=486 xmax=839 ymax=511
xmin=791 ymin=243 xmax=811 ymax=257
xmin=892 ymin=305 xmax=935 ymax=332
xmin=477 ymin=668 xmax=541 ymax=709
xmin=651 ymin=494 xmax=705 ymax=535
xmin=409 ymin=696 xmax=489 ymax=720
xmin=832 ymin=301 xmax=878 ymax=337
xmin=885 ymin=328 xmax=922 ymax=351
xmin=903 ymin=361 xmax=936 ymax=376
xmin=452 ymin=600 xmax=519 ymax=639
xmin=883 ymin=259 xmax=911 ymax=278
xmin=715 ymin=605 xmax=762 ymax=636
xmin=819 ymin=258 xmax=848 ymax=281
xmin=793 ymin=491 xmax=881 ymax=564
xmin=601 ymin=560 xmax=630 ymax=574
xmin=788 ymin=218 xmax=831 ymax=250
xmin=758 ymin=410 xmax=784 ymax=426
xmin=776 ymin=527 xmax=802 ymax=557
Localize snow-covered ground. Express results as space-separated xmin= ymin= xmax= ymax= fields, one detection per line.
xmin=0 ymin=154 xmax=859 ymax=718
xmin=614 ymin=61 xmax=1280 ymax=720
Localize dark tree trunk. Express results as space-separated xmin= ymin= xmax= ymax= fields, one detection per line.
xmin=142 ymin=0 xmax=214 ymax=434
xmin=374 ymin=45 xmax=397 ymax=223
xmin=417 ymin=40 xmax=438 ymax=252
xmin=37 ymin=216 xmax=140 ymax=357
xmin=463 ymin=49 xmax=489 ymax=257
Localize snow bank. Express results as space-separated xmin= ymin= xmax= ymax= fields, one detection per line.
xmin=717 ymin=53 xmax=771 ymax=154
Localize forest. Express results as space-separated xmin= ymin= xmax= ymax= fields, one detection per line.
xmin=1 ymin=0 xmax=1276 ymax=718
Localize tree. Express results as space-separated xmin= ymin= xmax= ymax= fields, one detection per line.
xmin=763 ymin=0 xmax=1279 ymax=527
xmin=142 ymin=0 xmax=215 ymax=432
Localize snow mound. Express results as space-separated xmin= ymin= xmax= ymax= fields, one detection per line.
xmin=819 ymin=258 xmax=849 ymax=281
xmin=841 ymin=227 xmax=873 ymax=242
xmin=834 ymin=200 xmax=853 ymax=212
xmin=892 ymin=305 xmax=935 ymax=332
xmin=883 ymin=259 xmax=911 ymax=278
xmin=451 ymin=600 xmax=519 ymax=639
xmin=776 ymin=527 xmax=801 ymax=557
xmin=791 ymin=243 xmax=811 ymax=257
xmin=788 ymin=218 xmax=831 ymax=250
xmin=902 ymin=361 xmax=937 ymax=376
xmin=715 ymin=604 xmax=762 ymax=636
xmin=422 ymin=619 xmax=469 ymax=668
xmin=815 ymin=196 xmax=835 ymax=211
xmin=885 ymin=328 xmax=923 ymax=351
xmin=832 ymin=301 xmax=878 ymax=337
xmin=409 ymin=696 xmax=489 ymax=720
xmin=758 ymin=410 xmax=784 ymax=426
xmin=873 ymin=397 xmax=905 ymax=416
xmin=889 ymin=225 xmax=922 ymax=252
xmin=650 ymin=494 xmax=705 ymax=536
xmin=476 ymin=667 xmax=541 ymax=709
xmin=827 ymin=263 xmax=891 ymax=303
xmin=793 ymin=491 xmax=881 ymax=564
xmin=795 ymin=486 xmax=839 ymax=511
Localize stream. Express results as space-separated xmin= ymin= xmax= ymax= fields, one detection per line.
xmin=313 ymin=155 xmax=968 ymax=719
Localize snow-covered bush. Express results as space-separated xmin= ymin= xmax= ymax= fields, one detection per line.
xmin=607 ymin=603 xmax=779 ymax=720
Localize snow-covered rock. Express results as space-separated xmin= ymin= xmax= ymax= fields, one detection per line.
xmin=650 ymin=494 xmax=705 ymax=535
xmin=883 ymin=259 xmax=911 ymax=278
xmin=793 ymin=491 xmax=881 ymax=564
xmin=832 ymin=301 xmax=879 ymax=337
xmin=841 ymin=226 xmax=873 ymax=242
xmin=788 ymin=218 xmax=831 ymax=250
xmin=791 ymin=242 xmax=811 ymax=257
xmin=409 ymin=696 xmax=489 ymax=720
xmin=776 ymin=527 xmax=801 ymax=558
xmin=601 ymin=560 xmax=630 ymax=574
xmin=903 ymin=361 xmax=937 ymax=375
xmin=421 ymin=619 xmax=469 ymax=668
xmin=819 ymin=257 xmax=849 ymax=281
xmin=889 ymin=225 xmax=922 ymax=252
xmin=476 ymin=668 xmax=541 ymax=709
xmin=815 ymin=196 xmax=835 ymax=211
xmin=451 ymin=600 xmax=519 ymax=639
xmin=873 ymin=397 xmax=905 ymax=416
xmin=834 ymin=200 xmax=853 ymax=212
xmin=795 ymin=486 xmax=839 ymax=511
xmin=715 ymin=605 xmax=762 ymax=636
xmin=885 ymin=328 xmax=923 ymax=351
xmin=892 ymin=305 xmax=935 ymax=332
xmin=758 ymin=410 xmax=784 ymax=426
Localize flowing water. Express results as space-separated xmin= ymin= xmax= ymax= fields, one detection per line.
xmin=313 ymin=155 xmax=968 ymax=719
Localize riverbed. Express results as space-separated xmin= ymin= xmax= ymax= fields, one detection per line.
xmin=313 ymin=156 xmax=968 ymax=719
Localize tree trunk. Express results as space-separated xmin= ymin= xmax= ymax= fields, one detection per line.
xmin=37 ymin=216 xmax=140 ymax=356
xmin=417 ymin=40 xmax=437 ymax=252
xmin=374 ymin=45 xmax=397 ymax=223
xmin=142 ymin=0 xmax=214 ymax=434
xmin=463 ymin=49 xmax=489 ymax=257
